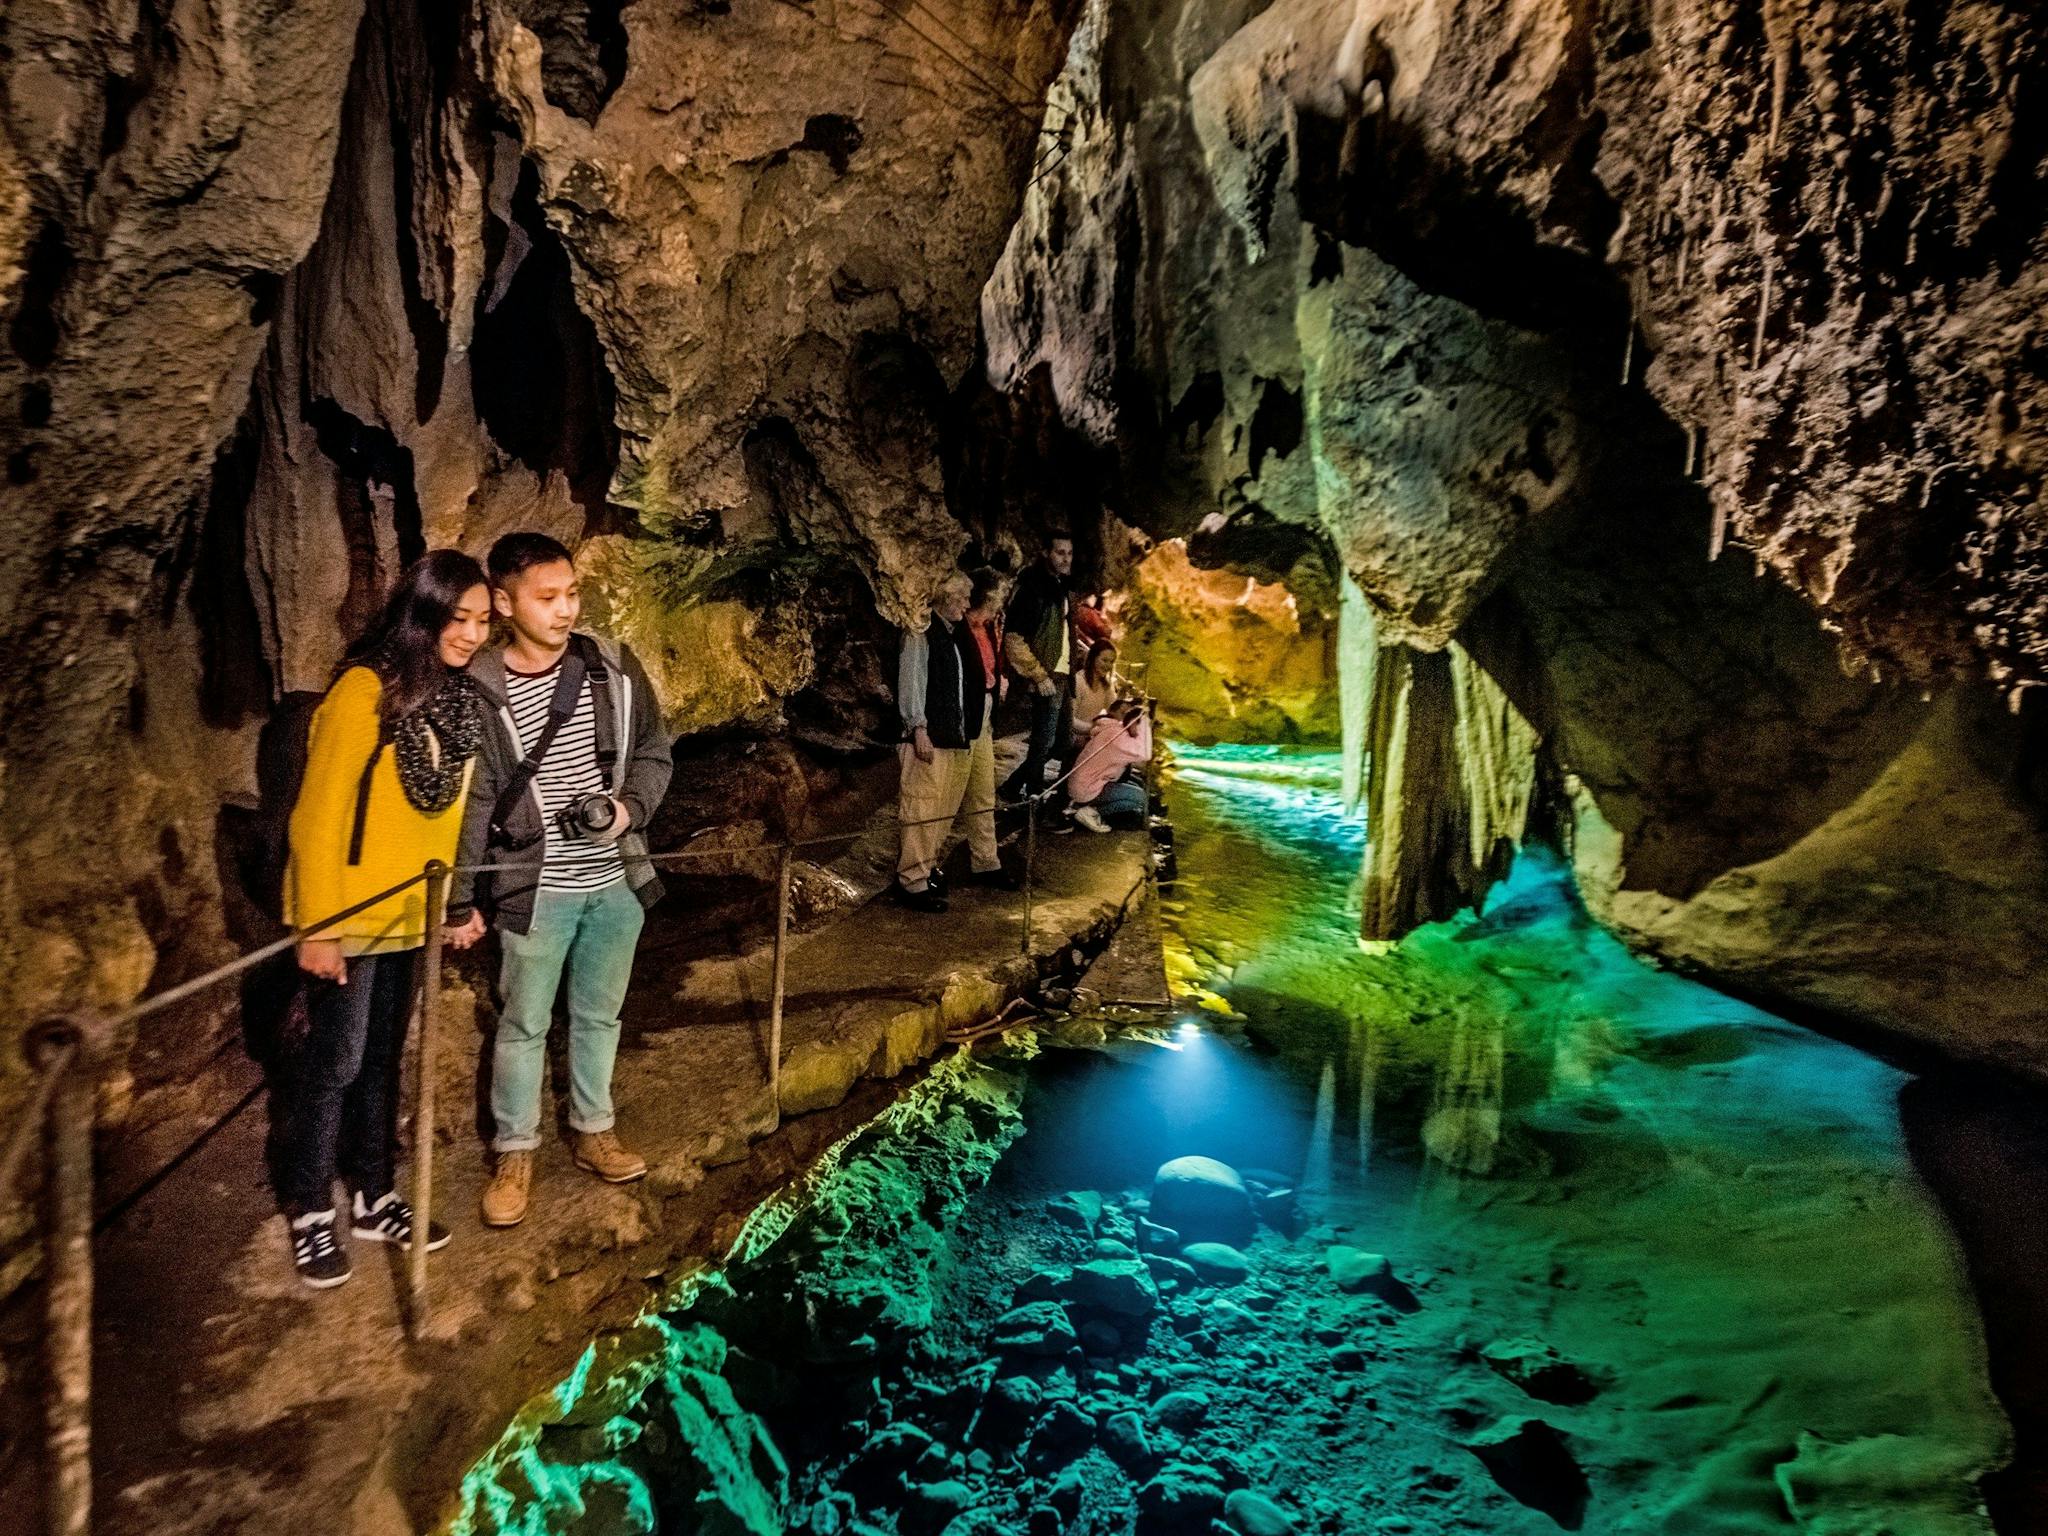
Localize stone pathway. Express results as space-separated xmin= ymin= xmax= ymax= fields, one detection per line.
xmin=0 ymin=824 xmax=1152 ymax=1536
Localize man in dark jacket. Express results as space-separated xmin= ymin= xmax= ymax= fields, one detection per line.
xmin=445 ymin=533 xmax=673 ymax=1228
xmin=999 ymin=532 xmax=1074 ymax=804
xmin=895 ymin=571 xmax=1010 ymax=911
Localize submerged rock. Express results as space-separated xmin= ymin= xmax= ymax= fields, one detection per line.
xmin=1102 ymin=1408 xmax=1155 ymax=1471
xmin=1079 ymin=1319 xmax=1124 ymax=1357
xmin=1481 ymin=1339 xmax=1601 ymax=1406
xmin=1149 ymin=1391 xmax=1211 ymax=1430
xmin=1061 ymin=1258 xmax=1161 ymax=1318
xmin=994 ymin=1302 xmax=1079 ymax=1357
xmin=1050 ymin=1191 xmax=1104 ymax=1232
xmin=1152 ymin=1158 xmax=1257 ymax=1247
xmin=1027 ymin=1399 xmax=1097 ymax=1469
xmin=1464 ymin=1418 xmax=1590 ymax=1530
xmin=1138 ymin=1462 xmax=1229 ymax=1532
xmin=1324 ymin=1247 xmax=1421 ymax=1311
xmin=1181 ymin=1242 xmax=1253 ymax=1284
xmin=903 ymin=1480 xmax=976 ymax=1536
xmin=1223 ymin=1490 xmax=1298 ymax=1536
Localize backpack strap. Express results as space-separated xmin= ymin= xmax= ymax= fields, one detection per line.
xmin=487 ymin=650 xmax=588 ymax=848
xmin=346 ymin=725 xmax=390 ymax=867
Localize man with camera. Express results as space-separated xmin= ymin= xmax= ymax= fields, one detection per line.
xmin=446 ymin=532 xmax=673 ymax=1228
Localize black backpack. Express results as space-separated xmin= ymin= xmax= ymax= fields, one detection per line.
xmin=245 ymin=687 xmax=388 ymax=923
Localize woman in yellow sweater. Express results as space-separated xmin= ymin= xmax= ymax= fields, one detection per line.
xmin=280 ymin=550 xmax=490 ymax=1288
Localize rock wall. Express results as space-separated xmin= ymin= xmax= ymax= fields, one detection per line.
xmin=983 ymin=0 xmax=2048 ymax=1069
xmin=0 ymin=0 xmax=1082 ymax=1277
xmin=1118 ymin=536 xmax=1341 ymax=744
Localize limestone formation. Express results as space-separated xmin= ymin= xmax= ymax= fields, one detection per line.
xmin=985 ymin=0 xmax=2048 ymax=1066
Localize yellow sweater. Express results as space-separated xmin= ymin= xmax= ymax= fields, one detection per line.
xmin=286 ymin=667 xmax=471 ymax=956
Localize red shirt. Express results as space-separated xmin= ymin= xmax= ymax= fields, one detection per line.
xmin=967 ymin=616 xmax=1000 ymax=689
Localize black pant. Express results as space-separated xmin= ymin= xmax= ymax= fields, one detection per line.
xmin=277 ymin=949 xmax=418 ymax=1216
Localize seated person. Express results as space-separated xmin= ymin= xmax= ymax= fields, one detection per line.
xmin=1069 ymin=641 xmax=1119 ymax=748
xmin=1065 ymin=701 xmax=1152 ymax=833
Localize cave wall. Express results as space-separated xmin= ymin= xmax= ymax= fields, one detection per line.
xmin=0 ymin=0 xmax=1084 ymax=1281
xmin=983 ymin=0 xmax=2048 ymax=1069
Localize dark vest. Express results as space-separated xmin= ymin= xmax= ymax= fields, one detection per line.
xmin=922 ymin=618 xmax=989 ymax=750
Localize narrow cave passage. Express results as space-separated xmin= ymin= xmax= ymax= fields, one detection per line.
xmin=0 ymin=2 xmax=2042 ymax=1535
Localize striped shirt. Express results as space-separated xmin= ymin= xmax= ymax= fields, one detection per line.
xmin=504 ymin=660 xmax=625 ymax=892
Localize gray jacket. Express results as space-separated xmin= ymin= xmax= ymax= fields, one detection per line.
xmin=448 ymin=633 xmax=674 ymax=934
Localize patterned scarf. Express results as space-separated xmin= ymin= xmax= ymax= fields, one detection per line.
xmin=389 ymin=670 xmax=483 ymax=813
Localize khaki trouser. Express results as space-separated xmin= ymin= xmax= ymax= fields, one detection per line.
xmin=897 ymin=726 xmax=1000 ymax=887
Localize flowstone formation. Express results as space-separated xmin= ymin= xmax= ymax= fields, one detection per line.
xmin=984 ymin=0 xmax=2048 ymax=1068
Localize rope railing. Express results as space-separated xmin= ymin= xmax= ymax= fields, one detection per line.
xmin=3 ymin=694 xmax=1160 ymax=1536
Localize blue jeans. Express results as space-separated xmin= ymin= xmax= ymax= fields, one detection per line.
xmin=1094 ymin=778 xmax=1148 ymax=827
xmin=1001 ymin=676 xmax=1067 ymax=801
xmin=491 ymin=881 xmax=645 ymax=1153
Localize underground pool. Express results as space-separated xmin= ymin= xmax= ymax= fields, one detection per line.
xmin=453 ymin=745 xmax=2009 ymax=1536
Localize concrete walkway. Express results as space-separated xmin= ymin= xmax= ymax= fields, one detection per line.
xmin=1 ymin=823 xmax=1152 ymax=1536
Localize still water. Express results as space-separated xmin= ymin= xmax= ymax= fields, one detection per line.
xmin=456 ymin=745 xmax=2010 ymax=1536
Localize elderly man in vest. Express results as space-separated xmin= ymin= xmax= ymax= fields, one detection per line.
xmin=894 ymin=570 xmax=1014 ymax=912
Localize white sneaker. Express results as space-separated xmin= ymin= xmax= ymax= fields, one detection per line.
xmin=1073 ymin=806 xmax=1110 ymax=834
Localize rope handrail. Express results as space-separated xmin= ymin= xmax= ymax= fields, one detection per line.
xmin=8 ymin=683 xmax=1163 ymax=1536
xmin=100 ymin=692 xmax=1158 ymax=1036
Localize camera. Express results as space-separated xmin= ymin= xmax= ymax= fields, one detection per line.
xmin=554 ymin=791 xmax=618 ymax=842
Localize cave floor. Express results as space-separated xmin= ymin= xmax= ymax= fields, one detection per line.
xmin=0 ymin=818 xmax=1152 ymax=1536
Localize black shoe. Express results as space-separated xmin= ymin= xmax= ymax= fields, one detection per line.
xmin=893 ymin=881 xmax=949 ymax=913
xmin=352 ymin=1191 xmax=452 ymax=1252
xmin=290 ymin=1210 xmax=352 ymax=1289
xmin=966 ymin=866 xmax=1022 ymax=891
xmin=926 ymin=868 xmax=949 ymax=896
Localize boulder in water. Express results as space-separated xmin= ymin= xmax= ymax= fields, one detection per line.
xmin=1049 ymin=1191 xmax=1103 ymax=1232
xmin=1181 ymin=1242 xmax=1252 ymax=1284
xmin=994 ymin=1301 xmax=1079 ymax=1357
xmin=1324 ymin=1246 xmax=1421 ymax=1310
xmin=1224 ymin=1490 xmax=1298 ymax=1536
xmin=1150 ymin=1157 xmax=1256 ymax=1246
xmin=1061 ymin=1258 xmax=1160 ymax=1318
xmin=1149 ymin=1390 xmax=1211 ymax=1430
xmin=1137 ymin=1462 xmax=1228 ymax=1532
xmin=1102 ymin=1408 xmax=1155 ymax=1471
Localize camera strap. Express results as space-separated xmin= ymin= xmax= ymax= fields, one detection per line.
xmin=488 ymin=650 xmax=588 ymax=848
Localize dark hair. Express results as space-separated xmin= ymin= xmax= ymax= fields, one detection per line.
xmin=487 ymin=531 xmax=575 ymax=588
xmin=1085 ymin=640 xmax=1117 ymax=680
xmin=969 ymin=568 xmax=1005 ymax=611
xmin=1045 ymin=529 xmax=1074 ymax=547
xmin=342 ymin=549 xmax=488 ymax=720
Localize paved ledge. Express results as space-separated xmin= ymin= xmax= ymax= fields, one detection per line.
xmin=1 ymin=826 xmax=1151 ymax=1536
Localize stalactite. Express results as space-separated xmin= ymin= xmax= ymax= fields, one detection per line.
xmin=1358 ymin=640 xmax=1539 ymax=943
xmin=1337 ymin=571 xmax=1376 ymax=814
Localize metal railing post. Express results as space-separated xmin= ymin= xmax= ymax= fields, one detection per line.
xmin=408 ymin=860 xmax=449 ymax=1337
xmin=1020 ymin=802 xmax=1037 ymax=956
xmin=768 ymin=845 xmax=792 ymax=1120
xmin=28 ymin=1015 xmax=99 ymax=1536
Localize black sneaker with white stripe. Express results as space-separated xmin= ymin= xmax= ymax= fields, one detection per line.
xmin=352 ymin=1191 xmax=452 ymax=1252
xmin=289 ymin=1210 xmax=351 ymax=1289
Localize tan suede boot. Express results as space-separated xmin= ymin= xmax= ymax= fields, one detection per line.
xmin=481 ymin=1150 xmax=533 ymax=1227
xmin=571 ymin=1129 xmax=647 ymax=1184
